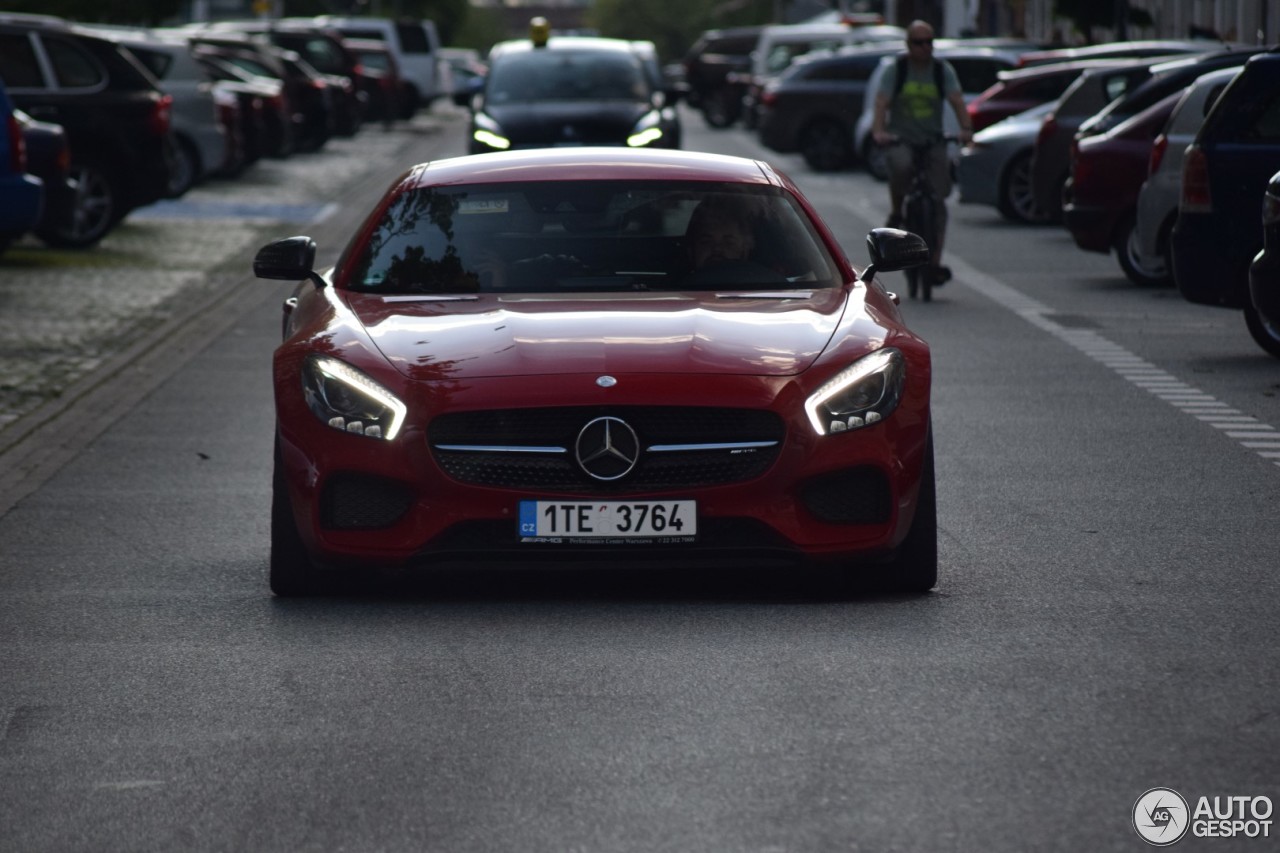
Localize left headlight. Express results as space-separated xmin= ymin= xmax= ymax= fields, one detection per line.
xmin=805 ymin=348 xmax=905 ymax=436
xmin=301 ymin=356 xmax=407 ymax=441
xmin=627 ymin=111 xmax=664 ymax=148
xmin=472 ymin=112 xmax=511 ymax=151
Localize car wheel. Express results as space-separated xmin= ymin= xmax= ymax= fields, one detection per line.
xmin=997 ymin=150 xmax=1050 ymax=224
xmin=270 ymin=438 xmax=317 ymax=596
xmin=701 ymin=89 xmax=740 ymax=128
xmin=35 ymin=162 xmax=117 ymax=249
xmin=1244 ymin=302 xmax=1280 ymax=359
xmin=799 ymin=120 xmax=851 ymax=172
xmin=880 ymin=429 xmax=937 ymax=592
xmin=861 ymin=139 xmax=888 ymax=182
xmin=1114 ymin=213 xmax=1171 ymax=287
xmin=166 ymin=136 xmax=201 ymax=199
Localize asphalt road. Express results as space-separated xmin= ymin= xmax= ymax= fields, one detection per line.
xmin=1 ymin=105 xmax=1277 ymax=852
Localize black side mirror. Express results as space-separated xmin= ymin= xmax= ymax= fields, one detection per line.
xmin=859 ymin=227 xmax=930 ymax=283
xmin=254 ymin=236 xmax=324 ymax=290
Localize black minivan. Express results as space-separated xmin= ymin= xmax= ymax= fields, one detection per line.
xmin=0 ymin=14 xmax=176 ymax=248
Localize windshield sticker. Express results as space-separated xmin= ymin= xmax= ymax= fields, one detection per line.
xmin=460 ymin=199 xmax=510 ymax=215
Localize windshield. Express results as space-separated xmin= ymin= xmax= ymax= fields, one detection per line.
xmin=486 ymin=50 xmax=650 ymax=102
xmin=338 ymin=180 xmax=843 ymax=295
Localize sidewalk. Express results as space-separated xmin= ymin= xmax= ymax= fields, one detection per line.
xmin=0 ymin=109 xmax=459 ymax=511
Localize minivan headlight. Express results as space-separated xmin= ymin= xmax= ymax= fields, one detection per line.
xmin=805 ymin=348 xmax=905 ymax=435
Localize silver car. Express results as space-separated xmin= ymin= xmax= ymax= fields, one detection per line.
xmin=956 ymin=101 xmax=1055 ymax=223
xmin=1128 ymin=65 xmax=1241 ymax=286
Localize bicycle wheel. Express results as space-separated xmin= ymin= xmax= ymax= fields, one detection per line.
xmin=904 ymin=192 xmax=937 ymax=301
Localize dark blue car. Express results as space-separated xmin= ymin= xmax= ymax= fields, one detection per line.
xmin=1170 ymin=49 xmax=1280 ymax=356
xmin=1 ymin=77 xmax=44 ymax=255
xmin=1248 ymin=169 xmax=1280 ymax=358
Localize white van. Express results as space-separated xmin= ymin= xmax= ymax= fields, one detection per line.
xmin=303 ymin=16 xmax=450 ymax=116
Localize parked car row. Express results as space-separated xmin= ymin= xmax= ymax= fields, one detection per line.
xmin=0 ymin=12 xmax=448 ymax=253
xmin=956 ymin=45 xmax=1280 ymax=359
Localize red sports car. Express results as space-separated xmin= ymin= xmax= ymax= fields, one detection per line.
xmin=253 ymin=147 xmax=936 ymax=595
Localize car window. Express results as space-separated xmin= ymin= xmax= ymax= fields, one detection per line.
xmin=396 ymin=23 xmax=430 ymax=54
xmin=488 ymin=51 xmax=648 ymax=102
xmin=949 ymin=58 xmax=1009 ymax=93
xmin=1245 ymin=90 xmax=1280 ymax=141
xmin=339 ymin=180 xmax=842 ymax=295
xmin=126 ymin=46 xmax=173 ymax=80
xmin=44 ymin=36 xmax=106 ymax=89
xmin=0 ymin=33 xmax=44 ymax=88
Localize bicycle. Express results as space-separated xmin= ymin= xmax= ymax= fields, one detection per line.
xmin=885 ymin=134 xmax=958 ymax=302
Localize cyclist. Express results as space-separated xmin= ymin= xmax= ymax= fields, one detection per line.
xmin=870 ymin=20 xmax=974 ymax=286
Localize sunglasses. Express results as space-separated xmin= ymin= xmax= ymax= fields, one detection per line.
xmin=909 ymin=38 xmax=933 ymax=46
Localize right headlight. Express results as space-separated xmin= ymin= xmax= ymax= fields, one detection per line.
xmin=301 ymin=356 xmax=407 ymax=441
xmin=471 ymin=112 xmax=511 ymax=150
xmin=804 ymin=348 xmax=905 ymax=436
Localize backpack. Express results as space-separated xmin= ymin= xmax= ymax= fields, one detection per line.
xmin=893 ymin=55 xmax=946 ymax=98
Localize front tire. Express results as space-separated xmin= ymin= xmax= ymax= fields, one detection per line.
xmin=1245 ymin=302 xmax=1280 ymax=359
xmin=881 ymin=430 xmax=938 ymax=592
xmin=1115 ymin=213 xmax=1171 ymax=287
xmin=270 ymin=439 xmax=316 ymax=596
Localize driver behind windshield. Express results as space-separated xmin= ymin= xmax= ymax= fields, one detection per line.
xmin=686 ymin=200 xmax=757 ymax=270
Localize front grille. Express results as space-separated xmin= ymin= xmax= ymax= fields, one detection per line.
xmin=320 ymin=473 xmax=415 ymax=530
xmin=430 ymin=406 xmax=785 ymax=492
xmin=800 ymin=467 xmax=892 ymax=524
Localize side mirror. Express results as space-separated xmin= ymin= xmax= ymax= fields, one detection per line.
xmin=254 ymin=236 xmax=324 ymax=290
xmin=858 ymin=227 xmax=930 ymax=283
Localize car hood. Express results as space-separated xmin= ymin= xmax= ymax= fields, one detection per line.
xmin=344 ymin=289 xmax=858 ymax=380
xmin=482 ymin=101 xmax=652 ymax=143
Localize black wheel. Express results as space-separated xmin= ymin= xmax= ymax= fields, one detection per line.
xmin=166 ymin=136 xmax=201 ymax=198
xmin=997 ymin=149 xmax=1050 ymax=224
xmin=701 ymin=88 xmax=740 ymax=128
xmin=799 ymin=119 xmax=851 ymax=172
xmin=904 ymin=195 xmax=936 ymax=302
xmin=35 ymin=162 xmax=117 ymax=248
xmin=1245 ymin=302 xmax=1280 ymax=359
xmin=1114 ymin=212 xmax=1171 ymax=287
xmin=880 ymin=429 xmax=938 ymax=592
xmin=270 ymin=438 xmax=316 ymax=596
xmin=905 ymin=266 xmax=920 ymax=300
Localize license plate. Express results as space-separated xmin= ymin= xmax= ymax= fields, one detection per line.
xmin=519 ymin=500 xmax=697 ymax=542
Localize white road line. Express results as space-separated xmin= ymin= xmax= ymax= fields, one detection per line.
xmin=828 ymin=190 xmax=1280 ymax=470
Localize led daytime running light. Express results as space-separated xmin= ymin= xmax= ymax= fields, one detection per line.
xmin=805 ymin=348 xmax=904 ymax=436
xmin=310 ymin=356 xmax=407 ymax=441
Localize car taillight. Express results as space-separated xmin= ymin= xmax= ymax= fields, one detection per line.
xmin=148 ymin=93 xmax=173 ymax=136
xmin=6 ymin=113 xmax=25 ymax=173
xmin=760 ymin=88 xmax=777 ymax=107
xmin=1181 ymin=145 xmax=1212 ymax=213
xmin=1037 ymin=113 xmax=1057 ymax=150
xmin=1148 ymin=133 xmax=1168 ymax=176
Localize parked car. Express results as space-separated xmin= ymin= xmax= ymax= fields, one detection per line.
xmin=1061 ymin=90 xmax=1181 ymax=278
xmin=956 ymin=100 xmax=1057 ymax=223
xmin=304 ymin=15 xmax=449 ymax=117
xmin=1 ymin=78 xmax=44 ymax=256
xmin=1248 ymin=169 xmax=1280 ymax=358
xmin=0 ymin=14 xmax=176 ymax=248
xmin=966 ymin=58 xmax=1134 ymax=133
xmin=195 ymin=51 xmax=292 ymax=161
xmin=440 ymin=46 xmax=487 ymax=107
xmin=755 ymin=44 xmax=899 ymax=171
xmin=250 ymin=146 xmax=937 ymax=596
xmin=680 ymin=25 xmax=764 ymax=128
xmin=1016 ymin=39 xmax=1223 ymax=68
xmin=343 ymin=37 xmax=403 ymax=124
xmin=15 ymin=108 xmax=75 ymax=243
xmin=469 ymin=35 xmax=681 ymax=154
xmin=1075 ymin=47 xmax=1263 ymax=142
xmin=81 ymin=27 xmax=243 ymax=195
xmin=1171 ymin=50 xmax=1280 ymax=358
xmin=741 ymin=22 xmax=905 ymax=129
xmin=853 ymin=46 xmax=1022 ymax=180
xmin=1028 ymin=58 xmax=1165 ymax=220
xmin=197 ymin=21 xmax=364 ymax=137
xmin=1130 ymin=66 xmax=1240 ymax=287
